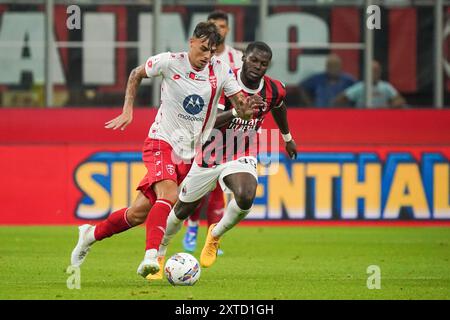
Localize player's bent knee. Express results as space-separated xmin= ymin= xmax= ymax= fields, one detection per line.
xmin=234 ymin=190 xmax=255 ymax=211
xmin=174 ymin=200 xmax=200 ymax=220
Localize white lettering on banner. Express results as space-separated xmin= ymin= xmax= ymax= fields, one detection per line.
xmin=83 ymin=13 xmax=115 ymax=85
xmin=0 ymin=13 xmax=65 ymax=84
xmin=0 ymin=11 xmax=324 ymax=86
xmin=262 ymin=13 xmax=329 ymax=84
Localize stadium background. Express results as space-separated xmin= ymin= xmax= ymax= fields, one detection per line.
xmin=0 ymin=0 xmax=449 ymax=224
xmin=0 ymin=0 xmax=449 ymax=302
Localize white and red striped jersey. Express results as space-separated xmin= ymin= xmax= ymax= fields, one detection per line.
xmin=144 ymin=52 xmax=241 ymax=161
xmin=215 ymin=44 xmax=243 ymax=69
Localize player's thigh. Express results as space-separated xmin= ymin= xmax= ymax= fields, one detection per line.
xmin=179 ymin=163 xmax=220 ymax=204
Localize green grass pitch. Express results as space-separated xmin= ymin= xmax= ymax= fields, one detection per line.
xmin=0 ymin=225 xmax=449 ymax=300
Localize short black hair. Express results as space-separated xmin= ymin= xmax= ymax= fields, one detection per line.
xmin=245 ymin=41 xmax=273 ymax=60
xmin=192 ymin=22 xmax=221 ymax=48
xmin=207 ymin=10 xmax=229 ymax=24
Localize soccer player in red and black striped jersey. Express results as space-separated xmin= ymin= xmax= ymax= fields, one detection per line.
xmin=159 ymin=41 xmax=297 ymax=268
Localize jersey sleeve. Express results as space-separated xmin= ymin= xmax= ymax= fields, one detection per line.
xmin=274 ymin=81 xmax=287 ymax=108
xmin=217 ymin=91 xmax=227 ymax=110
xmin=222 ymin=65 xmax=242 ymax=98
xmin=144 ymin=52 xmax=170 ymax=78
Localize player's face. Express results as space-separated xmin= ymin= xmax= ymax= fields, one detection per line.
xmin=242 ymin=49 xmax=271 ymax=82
xmin=208 ymin=18 xmax=229 ymax=45
xmin=189 ymin=37 xmax=217 ymax=70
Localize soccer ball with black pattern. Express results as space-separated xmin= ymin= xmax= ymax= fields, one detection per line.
xmin=164 ymin=253 xmax=201 ymax=286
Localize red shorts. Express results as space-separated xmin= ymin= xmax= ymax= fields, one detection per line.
xmin=137 ymin=137 xmax=192 ymax=204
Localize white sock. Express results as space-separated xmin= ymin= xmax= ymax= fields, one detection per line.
xmin=144 ymin=248 xmax=157 ymax=260
xmin=188 ymin=219 xmax=199 ymax=227
xmin=86 ymin=225 xmax=96 ymax=245
xmin=158 ymin=209 xmax=185 ymax=255
xmin=211 ymin=199 xmax=251 ymax=238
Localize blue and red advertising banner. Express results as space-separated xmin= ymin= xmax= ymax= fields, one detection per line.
xmin=0 ymin=108 xmax=449 ymax=224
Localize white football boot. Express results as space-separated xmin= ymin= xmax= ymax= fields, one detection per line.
xmin=70 ymin=224 xmax=96 ymax=267
xmin=137 ymin=249 xmax=160 ymax=278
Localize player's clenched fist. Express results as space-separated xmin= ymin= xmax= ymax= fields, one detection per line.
xmin=105 ymin=110 xmax=133 ymax=131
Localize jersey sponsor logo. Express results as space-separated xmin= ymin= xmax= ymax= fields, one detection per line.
xmin=177 ymin=114 xmax=204 ymax=122
xmin=183 ymin=94 xmax=205 ymax=115
xmin=228 ymin=117 xmax=261 ymax=132
xmin=187 ymin=72 xmax=207 ymax=81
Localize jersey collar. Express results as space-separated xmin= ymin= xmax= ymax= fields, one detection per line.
xmin=237 ymin=69 xmax=264 ymax=94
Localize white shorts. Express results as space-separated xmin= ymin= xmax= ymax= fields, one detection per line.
xmin=178 ymin=156 xmax=258 ymax=203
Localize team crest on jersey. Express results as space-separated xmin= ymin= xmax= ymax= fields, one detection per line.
xmin=166 ymin=164 xmax=175 ymax=175
xmin=183 ymin=94 xmax=205 ymax=115
xmin=209 ymin=75 xmax=217 ymax=89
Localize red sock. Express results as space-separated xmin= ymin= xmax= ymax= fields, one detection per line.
xmin=94 ymin=208 xmax=132 ymax=241
xmin=145 ymin=199 xmax=174 ymax=251
xmin=206 ymin=185 xmax=225 ymax=226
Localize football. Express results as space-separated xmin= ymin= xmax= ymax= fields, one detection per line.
xmin=164 ymin=253 xmax=201 ymax=286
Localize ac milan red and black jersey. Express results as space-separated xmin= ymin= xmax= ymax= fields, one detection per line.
xmin=197 ymin=68 xmax=286 ymax=167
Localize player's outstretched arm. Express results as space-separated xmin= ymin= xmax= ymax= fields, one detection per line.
xmin=105 ymin=64 xmax=148 ymax=131
xmin=228 ymin=92 xmax=265 ymax=121
xmin=271 ymin=102 xmax=297 ymax=160
xmin=214 ymin=109 xmax=235 ymax=128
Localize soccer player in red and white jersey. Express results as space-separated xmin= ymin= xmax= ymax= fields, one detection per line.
xmin=208 ymin=10 xmax=243 ymax=70
xmin=183 ymin=10 xmax=245 ymax=254
xmin=159 ymin=41 xmax=298 ymax=268
xmin=70 ymin=22 xmax=262 ymax=279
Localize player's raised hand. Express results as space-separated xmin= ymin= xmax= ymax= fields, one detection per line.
xmin=237 ymin=95 xmax=265 ymax=120
xmin=285 ymin=140 xmax=297 ymax=160
xmin=248 ymin=95 xmax=266 ymax=119
xmin=105 ymin=110 xmax=133 ymax=131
